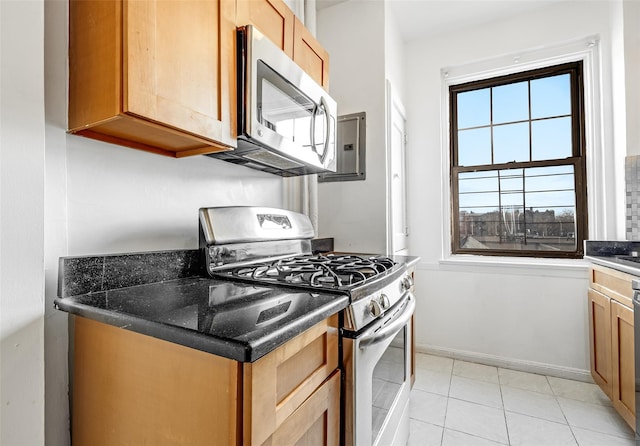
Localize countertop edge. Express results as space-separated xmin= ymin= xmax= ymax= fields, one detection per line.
xmin=584 ymin=255 xmax=640 ymax=277
xmin=55 ymin=293 xmax=350 ymax=363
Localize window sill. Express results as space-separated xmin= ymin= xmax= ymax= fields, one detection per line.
xmin=435 ymin=254 xmax=590 ymax=278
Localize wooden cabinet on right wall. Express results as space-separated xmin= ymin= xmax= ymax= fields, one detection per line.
xmin=588 ymin=264 xmax=635 ymax=429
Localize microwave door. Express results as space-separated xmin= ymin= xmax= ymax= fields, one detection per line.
xmin=252 ymin=61 xmax=329 ymax=169
xmin=252 ymin=61 xmax=317 ymax=159
xmin=260 ymin=78 xmax=314 ymax=147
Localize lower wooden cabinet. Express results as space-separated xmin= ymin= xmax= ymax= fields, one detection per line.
xmin=243 ymin=315 xmax=339 ymax=445
xmin=587 ymin=288 xmax=612 ymax=398
xmin=611 ymin=299 xmax=635 ymax=428
xmin=71 ymin=314 xmax=339 ymax=446
xmin=266 ymin=370 xmax=340 ymax=446
xmin=588 ymin=265 xmax=635 ymax=430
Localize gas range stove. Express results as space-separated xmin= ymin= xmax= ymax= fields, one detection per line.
xmin=199 ymin=206 xmax=413 ymax=332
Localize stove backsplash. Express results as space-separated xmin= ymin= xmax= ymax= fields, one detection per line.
xmin=626 ymin=155 xmax=640 ymax=240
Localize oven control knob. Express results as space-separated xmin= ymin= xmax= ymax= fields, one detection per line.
xmin=379 ymin=294 xmax=390 ymax=309
xmin=369 ymin=300 xmax=383 ymax=318
xmin=401 ymin=274 xmax=414 ymax=291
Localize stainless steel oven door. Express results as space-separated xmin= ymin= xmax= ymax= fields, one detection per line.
xmin=343 ymin=293 xmax=415 ymax=446
xmin=244 ymin=25 xmax=337 ymax=172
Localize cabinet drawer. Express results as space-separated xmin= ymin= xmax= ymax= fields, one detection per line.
xmin=265 ymin=370 xmax=340 ymax=446
xmin=243 ymin=315 xmax=339 ymax=445
xmin=590 ymin=265 xmax=634 ymax=307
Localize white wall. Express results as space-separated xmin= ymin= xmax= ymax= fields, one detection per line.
xmin=624 ymin=0 xmax=640 ymax=157
xmin=1 ymin=1 xmax=46 ymax=444
xmin=43 ymin=2 xmax=283 ymax=445
xmin=405 ymin=1 xmax=622 ymax=377
xmin=316 ymin=1 xmax=387 ymax=253
xmin=384 ymin=5 xmax=406 ymax=106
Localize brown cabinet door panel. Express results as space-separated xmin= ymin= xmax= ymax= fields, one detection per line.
xmin=293 ymin=17 xmax=329 ymax=89
xmin=72 ymin=316 xmax=240 ymax=446
xmin=69 ymin=0 xmax=235 ymax=156
xmin=237 ymin=0 xmax=294 ymax=56
xmin=267 ymin=370 xmax=340 ymax=446
xmin=243 ymin=315 xmax=339 ymax=445
xmin=588 ymin=288 xmax=612 ymax=398
xmin=125 ymin=0 xmax=235 ymax=146
xmin=611 ymin=299 xmax=635 ymax=429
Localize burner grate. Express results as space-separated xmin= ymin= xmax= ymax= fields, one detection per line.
xmin=224 ymin=254 xmax=397 ymax=289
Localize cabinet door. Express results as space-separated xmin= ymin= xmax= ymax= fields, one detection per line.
xmin=124 ymin=0 xmax=236 ymax=152
xmin=243 ymin=315 xmax=339 ymax=446
xmin=293 ymin=17 xmax=330 ymax=89
xmin=611 ymin=300 xmax=635 ymax=429
xmin=72 ymin=317 xmax=240 ymax=446
xmin=265 ymin=370 xmax=340 ymax=446
xmin=69 ymin=0 xmax=235 ymax=156
xmin=588 ymin=288 xmax=612 ymax=398
xmin=236 ymin=0 xmax=294 ymax=57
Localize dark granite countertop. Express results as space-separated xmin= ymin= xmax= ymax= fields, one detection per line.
xmin=55 ymin=250 xmax=349 ymax=362
xmin=584 ymin=240 xmax=640 ymax=277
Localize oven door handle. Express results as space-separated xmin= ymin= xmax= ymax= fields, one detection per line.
xmin=359 ymin=293 xmax=415 ymax=349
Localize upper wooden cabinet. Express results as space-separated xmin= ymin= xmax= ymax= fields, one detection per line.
xmin=236 ymin=0 xmax=330 ymax=89
xmin=236 ymin=0 xmax=294 ymax=56
xmin=68 ymin=0 xmax=236 ymax=157
xmin=69 ymin=0 xmax=330 ymax=157
xmin=293 ymin=17 xmax=330 ymax=89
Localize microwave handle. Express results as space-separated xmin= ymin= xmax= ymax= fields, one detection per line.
xmin=310 ymin=97 xmax=330 ymax=164
xmin=319 ymin=96 xmax=331 ymax=164
xmin=310 ymin=104 xmax=317 ymax=158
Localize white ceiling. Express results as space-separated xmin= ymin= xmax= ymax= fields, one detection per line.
xmin=317 ymin=0 xmax=560 ymax=42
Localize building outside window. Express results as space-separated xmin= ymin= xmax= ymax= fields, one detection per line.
xmin=449 ymin=61 xmax=587 ymax=258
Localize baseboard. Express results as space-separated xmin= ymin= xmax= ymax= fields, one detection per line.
xmin=416 ymin=344 xmax=593 ymax=383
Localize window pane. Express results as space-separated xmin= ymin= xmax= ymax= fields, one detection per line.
xmin=499 ymin=169 xmax=523 ymax=192
xmin=459 ymin=191 xmax=499 ymax=209
xmin=525 ymin=190 xmax=575 ymax=208
xmin=531 ymin=117 xmax=572 ymax=160
xmin=458 ymin=171 xmax=499 ymax=209
xmin=459 ymin=175 xmax=497 ymax=194
xmin=500 ymin=191 xmax=523 ymax=207
xmin=456 ymin=165 xmax=578 ymax=253
xmin=493 ymin=122 xmax=529 ymax=164
xmin=457 ymin=89 xmax=490 ymax=129
xmin=525 ymin=165 xmax=574 ymax=192
xmin=493 ymin=81 xmax=529 ymax=124
xmin=458 ymin=127 xmax=491 ymax=166
xmin=531 ymin=74 xmax=571 ymax=119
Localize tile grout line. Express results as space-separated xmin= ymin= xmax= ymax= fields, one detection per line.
xmin=547 ymin=374 xmax=581 ymax=445
xmin=497 ymin=370 xmax=512 ymax=446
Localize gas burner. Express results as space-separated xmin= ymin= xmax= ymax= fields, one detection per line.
xmin=223 ymin=254 xmax=398 ymax=289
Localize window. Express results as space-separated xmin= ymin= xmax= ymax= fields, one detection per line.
xmin=450 ymin=62 xmax=587 ymax=258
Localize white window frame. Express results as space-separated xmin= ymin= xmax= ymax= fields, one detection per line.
xmin=439 ymin=35 xmax=605 ymax=269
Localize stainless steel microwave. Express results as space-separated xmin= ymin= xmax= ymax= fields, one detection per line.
xmin=208 ymin=25 xmax=337 ymax=177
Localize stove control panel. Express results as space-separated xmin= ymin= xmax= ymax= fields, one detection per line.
xmin=343 ymin=268 xmax=410 ymax=332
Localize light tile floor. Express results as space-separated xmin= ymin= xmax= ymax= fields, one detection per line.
xmin=408 ymin=353 xmax=635 ymax=446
